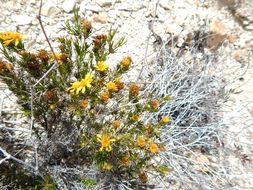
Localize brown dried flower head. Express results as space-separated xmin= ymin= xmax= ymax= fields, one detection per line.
xmin=115 ymin=81 xmax=124 ymax=91
xmin=58 ymin=44 xmax=65 ymax=52
xmin=37 ymin=50 xmax=50 ymax=62
xmin=45 ymin=90 xmax=54 ymax=100
xmin=80 ymin=100 xmax=89 ymax=108
xmin=138 ymin=172 xmax=148 ymax=183
xmin=121 ymin=156 xmax=129 ymax=166
xmin=150 ymin=99 xmax=159 ymax=109
xmin=129 ymin=83 xmax=140 ymax=96
xmin=59 ymin=53 xmax=68 ymax=63
xmin=99 ymin=91 xmax=110 ymax=102
xmin=93 ymin=34 xmax=107 ymax=47
xmin=0 ymin=61 xmax=13 ymax=73
xmin=82 ymin=19 xmax=92 ymax=33
xmin=112 ymin=120 xmax=121 ymax=129
xmin=27 ymin=61 xmax=41 ymax=71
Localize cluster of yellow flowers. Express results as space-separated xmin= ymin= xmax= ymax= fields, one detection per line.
xmin=0 ymin=32 xmax=24 ymax=46
xmin=67 ymin=60 xmax=171 ymax=156
xmin=136 ymin=136 xmax=159 ymax=153
xmin=57 ymin=15 xmax=173 ymax=182
xmin=0 ymin=9 xmax=174 ymax=187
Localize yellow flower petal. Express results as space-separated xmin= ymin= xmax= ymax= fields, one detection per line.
xmin=106 ymin=146 xmax=112 ymax=152
xmin=4 ymin=39 xmax=12 ymax=46
xmin=15 ymin=39 xmax=19 ymax=46
xmin=67 ymin=73 xmax=93 ymax=95
xmin=0 ymin=32 xmax=23 ymax=47
xmin=95 ymin=61 xmax=109 ymax=72
xmin=81 ymin=87 xmax=86 ymax=93
xmin=96 ymin=134 xmax=102 ymax=141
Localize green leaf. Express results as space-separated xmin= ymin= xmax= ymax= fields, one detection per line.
xmin=154 ymin=165 xmax=172 ymax=174
xmin=81 ymin=177 xmax=96 ymax=188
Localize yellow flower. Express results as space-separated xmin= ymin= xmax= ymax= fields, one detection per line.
xmin=99 ymin=91 xmax=110 ymax=102
xmin=131 ymin=114 xmax=140 ymax=122
xmin=80 ymin=100 xmax=88 ymax=108
xmin=120 ymin=56 xmax=132 ymax=69
xmin=161 ymin=116 xmax=170 ymax=124
xmin=49 ymin=52 xmax=68 ymax=63
xmin=97 ymin=134 xmax=116 ymax=152
xmin=0 ymin=32 xmax=24 ymax=46
xmin=112 ymin=120 xmax=121 ymax=129
xmin=49 ymin=52 xmax=61 ymax=62
xmin=149 ymin=142 xmax=159 ymax=153
xmin=95 ymin=61 xmax=109 ymax=72
xmin=68 ymin=73 xmax=93 ymax=94
xmin=106 ymin=81 xmax=118 ymax=92
xmin=137 ymin=136 xmax=146 ymax=148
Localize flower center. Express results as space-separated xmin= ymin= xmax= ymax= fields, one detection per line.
xmin=101 ymin=136 xmax=110 ymax=147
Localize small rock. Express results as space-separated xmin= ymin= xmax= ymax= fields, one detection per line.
xmin=206 ymin=34 xmax=226 ymax=49
xmin=193 ymin=154 xmax=210 ymax=172
xmin=249 ymin=107 xmax=253 ymax=118
xmin=30 ymin=0 xmax=37 ymax=5
xmin=93 ymin=12 xmax=108 ymax=24
xmin=11 ymin=15 xmax=34 ymax=25
xmin=5 ymin=1 xmax=16 ymax=10
xmin=145 ymin=10 xmax=156 ymax=18
xmin=5 ymin=25 xmax=17 ymax=32
xmin=62 ymin=0 xmax=76 ymax=13
xmin=153 ymin=24 xmax=165 ymax=35
xmin=227 ymin=34 xmax=238 ymax=43
xmin=96 ymin=0 xmax=113 ymax=7
xmin=80 ymin=3 xmax=102 ymax=13
xmin=210 ymin=20 xmax=227 ymax=35
xmin=41 ymin=1 xmax=60 ymax=17
xmin=119 ymin=11 xmax=131 ymax=18
xmin=108 ymin=10 xmax=119 ymax=18
xmin=233 ymin=0 xmax=253 ymax=30
xmin=232 ymin=49 xmax=243 ymax=62
xmin=159 ymin=0 xmax=170 ymax=10
xmin=0 ymin=15 xmax=5 ymax=23
xmin=166 ymin=23 xmax=183 ymax=35
xmin=208 ymin=20 xmax=228 ymax=49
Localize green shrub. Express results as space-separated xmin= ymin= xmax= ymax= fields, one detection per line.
xmin=0 ymin=8 xmax=171 ymax=189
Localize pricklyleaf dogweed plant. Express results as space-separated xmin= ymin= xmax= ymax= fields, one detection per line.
xmin=0 ymin=8 xmax=172 ymax=188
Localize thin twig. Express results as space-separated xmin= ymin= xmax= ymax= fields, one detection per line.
xmin=136 ymin=0 xmax=160 ymax=82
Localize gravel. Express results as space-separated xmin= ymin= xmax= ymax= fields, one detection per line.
xmin=0 ymin=0 xmax=252 ymax=189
